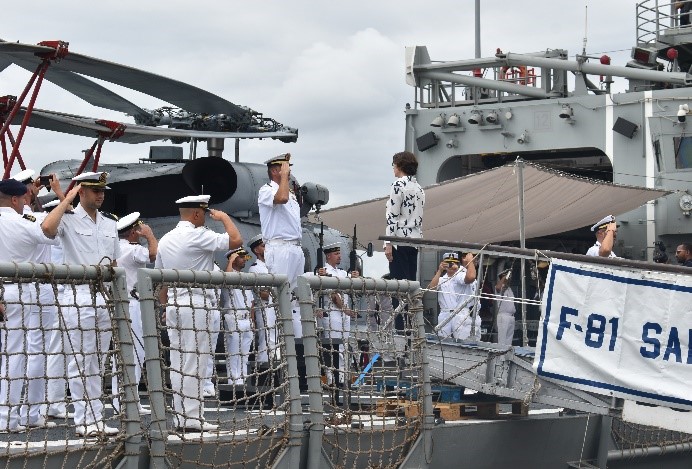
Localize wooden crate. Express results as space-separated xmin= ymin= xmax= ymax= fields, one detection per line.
xmin=375 ymin=398 xmax=410 ymax=417
xmin=404 ymin=400 xmax=528 ymax=421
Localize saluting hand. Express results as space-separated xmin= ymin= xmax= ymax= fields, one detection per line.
xmin=64 ymin=184 xmax=81 ymax=203
xmin=138 ymin=223 xmax=154 ymax=237
xmin=279 ymin=161 xmax=291 ymax=179
xmin=208 ymin=208 xmax=229 ymax=222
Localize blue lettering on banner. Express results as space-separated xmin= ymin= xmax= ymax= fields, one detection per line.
xmin=555 ymin=307 xmax=619 ymax=351
xmin=557 ymin=306 xmax=578 ymax=340
xmin=640 ymin=322 xmax=662 ymax=359
xmin=663 ymin=327 xmax=682 ymax=363
xmin=537 ymin=263 xmax=692 ymax=408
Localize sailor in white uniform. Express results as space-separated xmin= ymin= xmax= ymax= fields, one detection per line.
xmin=317 ymin=243 xmax=359 ymax=385
xmin=40 ymin=199 xmax=73 ymax=420
xmin=257 ymin=153 xmax=305 ymax=337
xmin=586 ymin=215 xmax=618 ymax=258
xmin=111 ymin=212 xmax=157 ymax=415
xmin=247 ymin=234 xmax=278 ymax=363
xmin=222 ymin=247 xmax=254 ymax=385
xmin=41 ymin=171 xmax=122 ymax=437
xmin=12 ymin=169 xmax=60 ymax=427
xmin=15 ymin=172 xmax=73 ymax=421
xmin=0 ymin=178 xmax=78 ymax=433
xmin=429 ymin=252 xmax=480 ymax=340
xmin=155 ymin=194 xmax=242 ymax=432
xmin=495 ymin=269 xmax=516 ymax=346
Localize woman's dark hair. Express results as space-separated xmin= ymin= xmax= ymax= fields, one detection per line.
xmin=392 ymin=151 xmax=418 ymax=176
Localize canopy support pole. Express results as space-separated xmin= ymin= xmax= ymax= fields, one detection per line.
xmin=516 ymin=158 xmax=528 ymax=346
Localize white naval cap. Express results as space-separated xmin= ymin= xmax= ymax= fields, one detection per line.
xmin=72 ymin=171 xmax=110 ymax=189
xmin=175 ymin=194 xmax=211 ymax=209
xmin=442 ymin=252 xmax=460 ymax=263
xmin=117 ymin=212 xmax=142 ymax=232
xmin=323 ymin=242 xmax=341 ymax=254
xmin=247 ymin=233 xmax=264 ymax=250
xmin=11 ymin=169 xmax=36 ymax=183
xmin=591 ymin=214 xmax=615 ymax=232
xmin=225 ymin=246 xmax=251 ymax=259
xmin=42 ymin=199 xmax=60 ymax=211
xmin=264 ymin=153 xmax=292 ymax=166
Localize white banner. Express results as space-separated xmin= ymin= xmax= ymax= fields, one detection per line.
xmin=533 ymin=259 xmax=692 ymax=409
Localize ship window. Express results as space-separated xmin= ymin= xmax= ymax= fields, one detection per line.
xmin=673 ymin=137 xmax=692 ymax=169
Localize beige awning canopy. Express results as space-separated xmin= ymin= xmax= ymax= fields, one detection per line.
xmin=314 ymin=161 xmax=671 ymax=251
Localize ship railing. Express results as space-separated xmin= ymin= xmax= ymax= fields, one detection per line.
xmin=381 ymin=236 xmax=691 ymax=349
xmin=636 ymin=0 xmax=688 ymax=45
xmin=136 ymin=268 xmax=298 ymax=469
xmin=416 ymin=65 xmax=546 ymax=109
xmin=295 ymin=274 xmax=428 ymax=469
xmin=0 ymin=262 xmax=141 ymax=469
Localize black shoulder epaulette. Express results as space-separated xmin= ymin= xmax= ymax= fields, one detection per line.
xmin=100 ymin=211 xmax=118 ymax=221
xmin=23 ymin=214 xmax=36 ymax=222
xmin=65 ymin=210 xmax=74 ymax=214
xmin=251 ymin=262 xmax=257 ymax=267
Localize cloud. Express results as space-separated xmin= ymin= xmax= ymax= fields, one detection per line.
xmin=268 ymin=28 xmax=403 ymax=130
xmin=1 ymin=0 xmax=638 ymax=210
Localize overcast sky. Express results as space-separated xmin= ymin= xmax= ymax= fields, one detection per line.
xmin=2 ymin=0 xmax=638 ymax=275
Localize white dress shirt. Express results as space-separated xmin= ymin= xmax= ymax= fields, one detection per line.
xmin=0 ymin=207 xmax=57 ymax=262
xmin=258 ymin=181 xmax=301 ymax=241
xmin=496 ymin=286 xmax=516 ymax=316
xmin=248 ymin=258 xmax=268 ymax=275
xmin=117 ymin=239 xmax=150 ymax=293
xmin=24 ymin=207 xmax=52 ymax=264
xmin=586 ymin=241 xmax=617 ymax=258
xmin=324 ymin=263 xmax=349 ymax=309
xmin=155 ymin=221 xmax=229 ymax=300
xmin=438 ymin=268 xmax=476 ymax=311
xmin=55 ymin=203 xmax=120 ymax=265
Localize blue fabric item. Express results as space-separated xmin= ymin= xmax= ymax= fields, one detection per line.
xmin=0 ymin=179 xmax=28 ymax=196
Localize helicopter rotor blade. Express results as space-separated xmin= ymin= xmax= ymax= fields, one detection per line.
xmin=0 ymin=40 xmax=247 ymax=117
xmin=8 ymin=54 xmax=149 ymax=118
xmin=12 ymin=108 xmax=161 ymax=143
xmin=0 ymin=57 xmax=12 ymax=73
xmin=11 ymin=107 xmax=297 ymax=143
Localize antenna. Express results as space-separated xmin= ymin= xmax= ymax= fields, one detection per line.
xmin=582 ymin=2 xmax=589 ymax=56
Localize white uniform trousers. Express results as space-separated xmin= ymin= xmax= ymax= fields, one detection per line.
xmin=203 ymin=310 xmax=221 ymax=395
xmin=112 ymin=298 xmax=145 ymax=411
xmin=62 ymin=288 xmax=112 ymax=427
xmin=0 ymin=285 xmax=35 ymax=430
xmin=496 ymin=313 xmax=516 ymax=346
xmin=20 ymin=283 xmax=57 ymax=425
xmin=166 ymin=298 xmax=214 ymax=426
xmin=265 ymin=242 xmax=304 ymax=290
xmin=224 ymin=313 xmax=253 ymax=384
xmin=254 ymin=304 xmax=277 ymax=363
xmin=46 ymin=285 xmax=69 ymax=417
xmin=436 ymin=311 xmax=455 ymax=339
xmin=452 ymin=309 xmax=482 ymax=340
xmin=265 ymin=242 xmax=304 ymax=338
